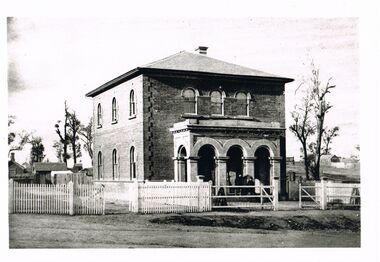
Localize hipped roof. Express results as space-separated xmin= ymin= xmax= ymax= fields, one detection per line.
xmin=86 ymin=51 xmax=293 ymax=97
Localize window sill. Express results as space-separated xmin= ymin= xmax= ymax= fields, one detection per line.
xmin=129 ymin=115 xmax=136 ymax=120
xmin=111 ymin=120 xmax=118 ymax=125
xmin=182 ymin=114 xmax=258 ymax=121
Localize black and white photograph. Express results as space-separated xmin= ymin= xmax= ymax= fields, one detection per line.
xmin=2 ymin=0 xmax=379 ymax=259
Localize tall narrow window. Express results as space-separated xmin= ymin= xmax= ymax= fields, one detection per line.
xmin=130 ymin=90 xmax=136 ymax=117
xmin=112 ymin=97 xmax=118 ymax=123
xmin=130 ymin=146 xmax=136 ymax=179
xmin=97 ymin=103 xmax=102 ymax=127
xmin=183 ymin=88 xmax=196 ymax=114
xmin=112 ymin=149 xmax=118 ymax=180
xmin=210 ymin=90 xmax=223 ymax=115
xmin=236 ymin=92 xmax=248 ymax=116
xmin=97 ymin=151 xmax=103 ymax=180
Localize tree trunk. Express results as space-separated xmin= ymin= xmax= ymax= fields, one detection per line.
xmin=302 ymin=144 xmax=310 ymax=180
xmin=314 ymin=109 xmax=324 ymax=181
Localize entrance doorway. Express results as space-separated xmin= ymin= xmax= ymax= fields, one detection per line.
xmin=226 ymin=146 xmax=243 ymax=186
xmin=178 ymin=146 xmax=187 ymax=182
xmin=255 ymin=147 xmax=271 ymax=186
xmin=198 ymin=145 xmax=216 ymax=184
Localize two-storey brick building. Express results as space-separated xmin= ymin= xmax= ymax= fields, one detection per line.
xmin=86 ymin=47 xmax=293 ymax=198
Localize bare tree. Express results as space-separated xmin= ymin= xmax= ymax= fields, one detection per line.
xmin=67 ymin=111 xmax=82 ymax=164
xmin=309 ymin=65 xmax=336 ymax=180
xmin=80 ymin=117 xmax=93 ymax=164
xmin=55 ymin=101 xmax=70 ymax=163
xmin=289 ymin=89 xmax=314 ymax=180
xmin=290 ymin=62 xmax=339 ymax=180
xmin=322 ymin=126 xmax=339 ymax=155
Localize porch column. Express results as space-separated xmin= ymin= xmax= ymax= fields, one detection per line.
xmin=172 ymin=157 xmax=179 ymax=181
xmin=187 ymin=156 xmax=199 ymax=182
xmin=269 ymin=156 xmax=282 ymax=195
xmin=214 ymin=156 xmax=229 ymax=186
xmin=242 ymin=156 xmax=256 ymax=179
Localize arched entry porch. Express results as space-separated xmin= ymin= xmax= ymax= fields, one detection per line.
xmin=226 ymin=146 xmax=244 ymax=186
xmin=255 ymin=147 xmax=271 ymax=186
xmin=198 ymin=145 xmax=216 ymax=184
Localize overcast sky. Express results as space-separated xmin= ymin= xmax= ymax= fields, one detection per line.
xmin=7 ymin=17 xmax=359 ymax=166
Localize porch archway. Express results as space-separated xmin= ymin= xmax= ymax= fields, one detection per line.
xmin=254 ymin=146 xmax=271 ymax=186
xmin=198 ymin=145 xmax=216 ymax=184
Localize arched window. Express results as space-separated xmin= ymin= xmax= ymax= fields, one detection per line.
xmin=97 ymin=103 xmax=102 ymax=127
xmin=130 ymin=146 xmax=136 ymax=179
xmin=183 ymin=88 xmax=196 ymax=114
xmin=97 ymin=151 xmax=103 ymax=180
xmin=112 ymin=97 xmax=118 ymax=122
xmin=210 ymin=90 xmax=223 ymax=115
xmin=236 ymin=92 xmax=248 ymax=116
xmin=112 ymin=149 xmax=118 ymax=180
xmin=130 ymin=90 xmax=136 ymax=117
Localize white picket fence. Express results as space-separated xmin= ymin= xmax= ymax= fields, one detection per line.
xmin=299 ymin=179 xmax=360 ymax=209
xmin=9 ymin=180 xmax=105 ymax=215
xmin=129 ymin=181 xmax=212 ymax=213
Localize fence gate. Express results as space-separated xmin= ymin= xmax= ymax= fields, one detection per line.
xmin=299 ymin=180 xmax=361 ymax=210
xmin=74 ymin=183 xmax=105 ymax=215
xmin=211 ymin=177 xmax=279 ymax=211
xmin=299 ymin=183 xmax=321 ymax=209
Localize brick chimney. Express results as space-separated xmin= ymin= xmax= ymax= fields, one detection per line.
xmin=10 ymin=152 xmax=15 ymax=162
xmin=195 ymin=46 xmax=208 ymax=55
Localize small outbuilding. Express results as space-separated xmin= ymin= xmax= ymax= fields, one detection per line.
xmin=32 ymin=162 xmax=67 ymax=184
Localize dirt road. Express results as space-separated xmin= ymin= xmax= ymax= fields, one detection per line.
xmin=9 ymin=208 xmax=360 ymax=248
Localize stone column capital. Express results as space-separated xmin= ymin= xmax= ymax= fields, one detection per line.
xmin=269 ymin=156 xmax=282 ymax=162
xmin=214 ymin=156 xmax=229 ymax=162
xmin=187 ymin=156 xmax=200 ymax=162
xmin=242 ymin=156 xmax=257 ymax=161
xmin=172 ymin=157 xmax=186 ymax=161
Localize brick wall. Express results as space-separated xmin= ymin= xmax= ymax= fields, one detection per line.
xmin=93 ymin=75 xmax=145 ymax=181
xmin=142 ymin=75 xmax=286 ymax=181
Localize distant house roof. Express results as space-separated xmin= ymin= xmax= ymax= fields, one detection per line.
xmin=33 ymin=162 xmax=67 ymax=172
xmin=86 ymin=51 xmax=294 ymax=97
xmin=320 ymin=154 xmax=341 ymax=163
xmin=8 ymin=160 xmax=26 ymax=171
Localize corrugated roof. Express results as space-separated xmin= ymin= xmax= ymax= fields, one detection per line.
xmin=33 ymin=162 xmax=67 ymax=172
xmin=86 ymin=50 xmax=293 ymax=97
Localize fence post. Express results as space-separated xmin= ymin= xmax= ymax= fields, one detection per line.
xmin=130 ymin=180 xmax=139 ymax=213
xmin=273 ymin=177 xmax=279 ymax=211
xmin=320 ymin=178 xmax=328 ymax=210
xmin=298 ymin=182 xmax=302 ymax=209
xmin=68 ymin=181 xmax=74 ymax=215
xmin=208 ymin=180 xmax=212 ymax=211
xmin=102 ymin=184 xmax=105 ymax=215
xmin=9 ymin=179 xmax=14 ymax=214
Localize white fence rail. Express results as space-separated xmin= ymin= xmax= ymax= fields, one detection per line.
xmin=9 ymin=180 xmax=105 ymax=215
xmin=299 ymin=179 xmax=360 ymax=210
xmin=129 ymin=181 xmax=212 ymax=213
xmin=211 ymin=182 xmax=278 ymax=210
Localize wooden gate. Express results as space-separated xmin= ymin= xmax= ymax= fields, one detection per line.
xmin=211 ymin=177 xmax=279 ymax=211
xmin=299 ymin=180 xmax=361 ymax=210
xmin=299 ymin=183 xmax=321 ymax=209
